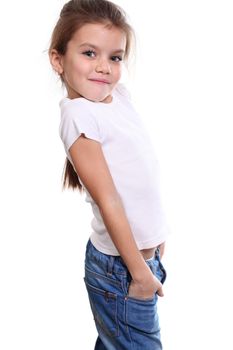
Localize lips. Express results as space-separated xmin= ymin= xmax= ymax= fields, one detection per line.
xmin=89 ymin=79 xmax=110 ymax=84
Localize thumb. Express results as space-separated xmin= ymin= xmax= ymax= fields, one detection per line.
xmin=156 ymin=286 xmax=164 ymax=297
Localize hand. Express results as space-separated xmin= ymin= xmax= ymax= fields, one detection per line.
xmin=128 ymin=274 xmax=164 ymax=300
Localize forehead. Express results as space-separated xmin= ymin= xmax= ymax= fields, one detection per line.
xmin=70 ymin=22 xmax=126 ymax=49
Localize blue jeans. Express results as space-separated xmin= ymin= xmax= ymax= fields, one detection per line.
xmin=84 ymin=239 xmax=167 ymax=350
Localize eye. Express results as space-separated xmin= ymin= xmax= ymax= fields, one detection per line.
xmin=111 ymin=56 xmax=123 ymax=62
xmin=82 ymin=50 xmax=96 ymax=57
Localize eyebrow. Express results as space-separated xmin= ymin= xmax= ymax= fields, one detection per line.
xmin=79 ymin=42 xmax=125 ymax=54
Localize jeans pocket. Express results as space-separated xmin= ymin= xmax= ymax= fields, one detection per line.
xmin=125 ymin=295 xmax=159 ymax=334
xmin=125 ymin=262 xmax=157 ymax=302
xmin=126 ymin=280 xmax=155 ymax=302
xmin=84 ymin=278 xmax=119 ymax=338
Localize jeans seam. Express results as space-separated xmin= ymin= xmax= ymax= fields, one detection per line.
xmin=84 ymin=278 xmax=120 ymax=338
xmin=85 ymin=266 xmax=122 ymax=287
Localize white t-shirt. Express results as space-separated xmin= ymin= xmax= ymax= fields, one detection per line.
xmin=59 ymin=83 xmax=170 ymax=255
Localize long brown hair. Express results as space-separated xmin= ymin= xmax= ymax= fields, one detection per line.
xmin=49 ymin=0 xmax=135 ymax=192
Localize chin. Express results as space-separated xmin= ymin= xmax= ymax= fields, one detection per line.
xmin=77 ymin=87 xmax=111 ymax=102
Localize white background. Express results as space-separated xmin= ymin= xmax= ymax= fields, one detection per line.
xmin=0 ymin=1 xmax=232 ymax=349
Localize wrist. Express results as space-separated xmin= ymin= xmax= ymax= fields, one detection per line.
xmin=130 ymin=263 xmax=153 ymax=283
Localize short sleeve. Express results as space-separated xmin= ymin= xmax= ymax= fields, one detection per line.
xmin=59 ymin=99 xmax=101 ymax=153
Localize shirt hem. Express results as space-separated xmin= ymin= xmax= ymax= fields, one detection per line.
xmin=90 ymin=230 xmax=170 ymax=256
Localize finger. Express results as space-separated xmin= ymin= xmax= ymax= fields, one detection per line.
xmin=156 ymin=287 xmax=164 ymax=297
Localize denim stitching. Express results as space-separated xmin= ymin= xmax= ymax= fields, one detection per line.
xmin=85 ymin=266 xmax=122 ymax=287
xmin=84 ymin=278 xmax=120 ymax=338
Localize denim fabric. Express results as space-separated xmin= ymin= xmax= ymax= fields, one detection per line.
xmin=84 ymin=239 xmax=167 ymax=350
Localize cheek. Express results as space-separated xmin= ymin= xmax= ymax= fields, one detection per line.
xmin=65 ymin=56 xmax=86 ymax=76
xmin=63 ymin=59 xmax=76 ymax=79
xmin=112 ymin=65 xmax=122 ymax=78
xmin=75 ymin=63 xmax=93 ymax=81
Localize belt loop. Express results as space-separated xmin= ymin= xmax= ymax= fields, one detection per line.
xmin=107 ymin=256 xmax=115 ymax=276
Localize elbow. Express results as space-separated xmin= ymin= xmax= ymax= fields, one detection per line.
xmin=98 ymin=194 xmax=122 ymax=213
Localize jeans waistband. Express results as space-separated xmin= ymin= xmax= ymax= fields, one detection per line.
xmin=85 ymin=239 xmax=162 ymax=276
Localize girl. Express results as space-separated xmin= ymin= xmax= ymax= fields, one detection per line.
xmin=49 ymin=0 xmax=169 ymax=349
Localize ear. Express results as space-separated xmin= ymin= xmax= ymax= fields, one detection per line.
xmin=49 ymin=49 xmax=64 ymax=75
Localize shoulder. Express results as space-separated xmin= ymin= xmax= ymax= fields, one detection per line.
xmin=60 ymin=97 xmax=91 ymax=115
xmin=59 ymin=97 xmax=102 ymax=150
xmin=59 ymin=97 xmax=99 ymax=134
xmin=59 ymin=97 xmax=98 ymax=124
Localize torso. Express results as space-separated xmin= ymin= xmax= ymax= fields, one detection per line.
xmin=140 ymin=241 xmax=165 ymax=260
xmin=140 ymin=247 xmax=157 ymax=260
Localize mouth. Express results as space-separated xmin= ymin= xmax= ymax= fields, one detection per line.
xmin=89 ymin=79 xmax=110 ymax=85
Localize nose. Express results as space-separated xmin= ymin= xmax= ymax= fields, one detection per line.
xmin=95 ymin=57 xmax=111 ymax=74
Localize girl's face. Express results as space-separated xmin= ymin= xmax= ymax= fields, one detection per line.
xmin=59 ymin=23 xmax=126 ymax=103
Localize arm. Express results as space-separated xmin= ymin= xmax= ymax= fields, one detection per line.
xmin=69 ymin=135 xmax=163 ymax=297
